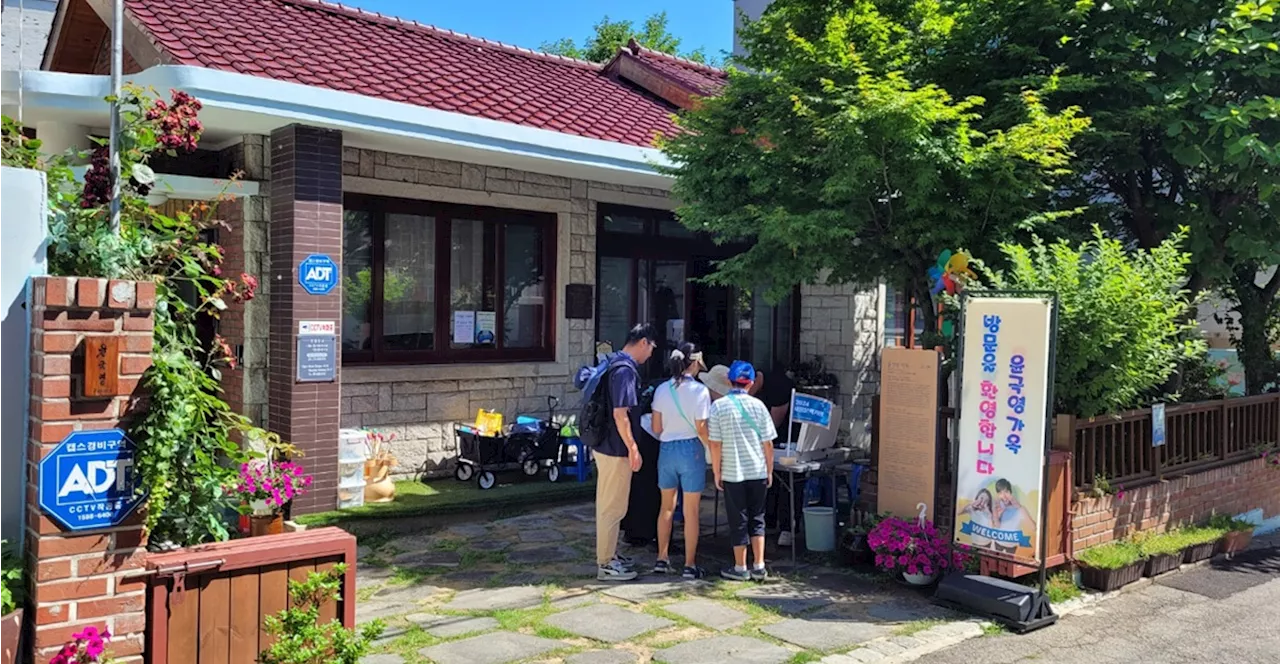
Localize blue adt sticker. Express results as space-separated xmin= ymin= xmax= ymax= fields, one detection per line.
xmin=792 ymin=393 xmax=833 ymax=428
xmin=39 ymin=429 xmax=145 ymax=531
xmin=298 ymin=254 xmax=339 ymax=295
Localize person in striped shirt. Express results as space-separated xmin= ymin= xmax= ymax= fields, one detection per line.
xmin=707 ymin=360 xmax=777 ymax=581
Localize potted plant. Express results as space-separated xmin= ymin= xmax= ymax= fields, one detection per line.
xmin=867 ymin=516 xmax=967 ymax=585
xmin=1179 ymin=524 xmax=1227 ymax=564
xmin=363 ymin=430 xmax=397 ymax=503
xmin=1208 ymin=514 xmax=1255 ymax=558
xmin=234 ymin=460 xmax=313 ymax=536
xmin=48 ymin=625 xmax=115 ymax=664
xmin=1135 ymin=531 xmax=1188 ymax=577
xmin=1 ymin=541 xmax=22 ymax=664
xmin=841 ymin=512 xmax=887 ymax=567
xmin=259 ymin=564 xmax=384 ymax=664
xmin=789 ymin=356 xmax=840 ymax=402
xmin=1076 ymin=540 xmax=1145 ymax=591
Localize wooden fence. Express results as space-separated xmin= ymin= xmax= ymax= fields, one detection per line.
xmin=1068 ymin=394 xmax=1280 ymax=492
xmin=146 ymin=527 xmax=357 ymax=664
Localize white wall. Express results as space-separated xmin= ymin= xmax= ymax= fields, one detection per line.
xmin=1 ymin=166 xmax=47 ymax=546
xmin=1 ymin=0 xmax=57 ymax=71
xmin=733 ymin=0 xmax=773 ymax=57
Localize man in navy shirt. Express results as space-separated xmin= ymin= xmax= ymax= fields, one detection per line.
xmin=594 ymin=324 xmax=656 ymax=581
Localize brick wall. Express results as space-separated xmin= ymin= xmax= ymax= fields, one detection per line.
xmin=269 ymin=125 xmax=344 ymax=513
xmin=26 ymin=277 xmax=154 ymax=662
xmin=338 ymin=147 xmax=663 ymax=476
xmin=799 ymin=278 xmax=882 ymax=451
xmin=1071 ymin=458 xmax=1280 ymax=553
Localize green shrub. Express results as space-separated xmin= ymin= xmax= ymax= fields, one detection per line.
xmin=1 ymin=541 xmax=21 ymax=615
xmin=259 ymin=564 xmax=383 ymax=664
xmin=1044 ymin=571 xmax=1082 ymax=604
xmin=983 ymin=226 xmax=1204 ymax=417
xmin=1135 ymin=531 xmax=1188 ymax=557
xmin=1207 ymin=514 xmax=1254 ymax=533
xmin=1077 ymin=541 xmax=1144 ymax=569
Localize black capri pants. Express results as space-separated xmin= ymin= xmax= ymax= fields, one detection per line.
xmin=723 ymin=478 xmax=769 ymax=547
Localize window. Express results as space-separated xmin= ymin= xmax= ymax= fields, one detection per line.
xmin=884 ymin=284 xmax=926 ymax=348
xmin=342 ymin=194 xmax=556 ymax=364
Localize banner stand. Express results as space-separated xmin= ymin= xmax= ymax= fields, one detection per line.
xmin=933 ymin=290 xmax=1060 ymax=634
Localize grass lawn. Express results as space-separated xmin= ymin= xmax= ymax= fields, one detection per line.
xmin=296 ymin=475 xmax=596 ymax=527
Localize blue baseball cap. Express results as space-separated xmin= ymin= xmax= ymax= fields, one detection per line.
xmin=728 ymin=360 xmax=756 ymax=385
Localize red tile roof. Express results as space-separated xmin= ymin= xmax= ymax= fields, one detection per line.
xmin=122 ymin=0 xmax=721 ymax=148
xmin=626 ymin=41 xmax=729 ymax=97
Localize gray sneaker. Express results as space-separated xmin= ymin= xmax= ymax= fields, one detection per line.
xmin=720 ymin=567 xmax=751 ymax=582
xmin=750 ymin=566 xmax=769 ymax=582
xmin=598 ymin=559 xmax=638 ymax=582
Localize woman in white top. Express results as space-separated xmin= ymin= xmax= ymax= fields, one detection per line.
xmin=650 ymin=342 xmax=712 ymax=579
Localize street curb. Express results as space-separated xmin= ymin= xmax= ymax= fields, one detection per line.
xmin=820 ymin=621 xmax=986 ymax=663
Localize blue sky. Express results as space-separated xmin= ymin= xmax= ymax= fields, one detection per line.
xmin=342 ymin=0 xmax=733 ymax=60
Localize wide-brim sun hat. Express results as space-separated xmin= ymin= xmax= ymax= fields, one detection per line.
xmin=699 ymin=364 xmax=735 ymax=396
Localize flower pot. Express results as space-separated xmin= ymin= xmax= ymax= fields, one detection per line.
xmin=1221 ymin=528 xmax=1254 ymax=556
xmin=1182 ymin=540 xmax=1217 ymax=564
xmin=1 ymin=609 xmax=22 ymax=664
xmin=1079 ymin=560 xmax=1145 ymax=592
xmin=902 ymin=571 xmax=938 ymax=586
xmin=249 ymin=498 xmax=273 ymax=517
xmin=841 ymin=532 xmax=874 ymax=567
xmin=249 ymin=514 xmax=283 ymax=537
xmin=1143 ymin=551 xmax=1183 ymax=577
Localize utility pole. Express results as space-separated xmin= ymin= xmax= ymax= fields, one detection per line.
xmin=108 ymin=0 xmax=123 ymax=234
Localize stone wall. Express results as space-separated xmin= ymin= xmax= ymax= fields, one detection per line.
xmin=337 ymin=147 xmax=670 ymax=477
xmin=799 ymin=278 xmax=882 ymax=451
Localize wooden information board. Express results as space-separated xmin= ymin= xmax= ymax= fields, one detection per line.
xmin=877 ymin=347 xmax=939 ymax=521
xmin=83 ymin=336 xmax=120 ymax=398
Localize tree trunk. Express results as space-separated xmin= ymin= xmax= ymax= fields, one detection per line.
xmin=1230 ymin=268 xmax=1280 ymax=395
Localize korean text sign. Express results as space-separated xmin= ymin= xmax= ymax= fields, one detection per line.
xmin=954 ymin=297 xmax=1052 ymax=563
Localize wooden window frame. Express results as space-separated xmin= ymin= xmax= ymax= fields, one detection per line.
xmin=343 ymin=193 xmax=557 ymax=365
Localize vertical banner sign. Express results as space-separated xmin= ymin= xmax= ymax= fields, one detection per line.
xmin=954 ymin=297 xmax=1053 ymax=563
xmin=1152 ymin=403 xmax=1166 ymax=447
xmin=878 ymin=348 xmax=939 ymax=520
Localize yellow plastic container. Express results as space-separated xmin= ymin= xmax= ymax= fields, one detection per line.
xmin=475 ymin=409 xmax=504 ymax=436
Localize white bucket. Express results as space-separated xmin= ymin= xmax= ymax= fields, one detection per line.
xmin=803 ymin=506 xmax=836 ymax=552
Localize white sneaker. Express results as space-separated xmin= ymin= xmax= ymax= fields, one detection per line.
xmin=778 ymin=531 xmax=793 ymax=547
xmin=598 ymin=559 xmax=638 ymax=581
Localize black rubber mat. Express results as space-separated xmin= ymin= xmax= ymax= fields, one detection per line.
xmin=1155 ymin=547 xmax=1280 ymax=600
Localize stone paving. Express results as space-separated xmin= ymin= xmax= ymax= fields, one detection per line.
xmin=355 ymin=500 xmax=985 ymax=663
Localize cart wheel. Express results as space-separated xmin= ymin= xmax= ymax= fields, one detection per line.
xmin=477 ymin=471 xmax=497 ymax=490
xmin=547 ymin=464 xmax=561 ymax=483
xmin=455 ymin=464 xmax=474 ymax=482
xmin=522 ymin=460 xmax=540 ymax=476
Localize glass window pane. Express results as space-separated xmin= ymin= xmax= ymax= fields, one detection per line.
xmin=450 ymin=218 xmax=496 ymax=349
xmin=659 ymin=218 xmax=695 ymax=238
xmin=602 ymin=213 xmax=646 ymax=234
xmin=341 ymin=210 xmax=373 ymax=352
xmin=383 ymin=213 xmax=436 ymax=352
xmin=502 ymin=224 xmax=546 ymax=349
xmin=598 ymin=257 xmax=633 ymax=353
xmin=653 ymin=261 xmax=686 ymax=346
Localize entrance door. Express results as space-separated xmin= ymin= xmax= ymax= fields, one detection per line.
xmin=594 ymin=205 xmax=798 ymax=380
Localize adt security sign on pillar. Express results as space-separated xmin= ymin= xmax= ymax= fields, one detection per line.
xmin=39 ymin=429 xmax=145 ymax=531
xmin=298 ymin=254 xmax=339 ymax=295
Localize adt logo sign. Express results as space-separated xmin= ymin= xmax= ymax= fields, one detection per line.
xmin=298 ymin=254 xmax=339 ymax=295
xmin=39 ymin=429 xmax=145 ymax=531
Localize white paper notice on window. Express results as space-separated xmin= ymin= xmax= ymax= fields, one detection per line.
xmin=475 ymin=311 xmax=496 ymax=341
xmin=452 ymin=311 xmax=476 ymax=344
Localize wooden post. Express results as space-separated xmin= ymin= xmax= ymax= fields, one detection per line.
xmin=1052 ymin=414 xmax=1075 ymax=452
xmin=1220 ymin=397 xmax=1230 ymax=462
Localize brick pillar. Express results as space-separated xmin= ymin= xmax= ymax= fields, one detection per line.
xmin=26 ymin=276 xmax=154 ymax=662
xmin=268 ymin=124 xmax=343 ymax=514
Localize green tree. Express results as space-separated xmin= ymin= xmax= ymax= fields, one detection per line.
xmin=982 ymin=227 xmax=1206 ymax=417
xmin=931 ymin=0 xmax=1280 ymax=393
xmin=659 ymin=0 xmax=1088 ymax=331
xmin=541 ymin=11 xmax=713 ymax=64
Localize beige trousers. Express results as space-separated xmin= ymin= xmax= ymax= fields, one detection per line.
xmin=595 ymin=453 xmax=633 ymax=565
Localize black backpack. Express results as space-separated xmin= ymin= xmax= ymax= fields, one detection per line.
xmin=577 ymin=359 xmax=624 ymax=448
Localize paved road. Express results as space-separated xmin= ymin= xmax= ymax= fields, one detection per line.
xmin=915 ymin=544 xmax=1280 ymax=664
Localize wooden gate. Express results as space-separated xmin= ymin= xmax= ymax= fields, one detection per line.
xmin=146 ymin=528 xmax=357 ymax=664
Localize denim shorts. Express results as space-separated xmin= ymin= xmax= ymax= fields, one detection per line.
xmin=657 ymin=438 xmax=707 ymax=493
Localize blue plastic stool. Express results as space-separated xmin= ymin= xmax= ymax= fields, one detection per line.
xmin=561 ymin=436 xmax=591 ymax=482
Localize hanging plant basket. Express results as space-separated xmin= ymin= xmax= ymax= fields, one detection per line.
xmin=1079 ymin=560 xmax=1145 ymax=592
